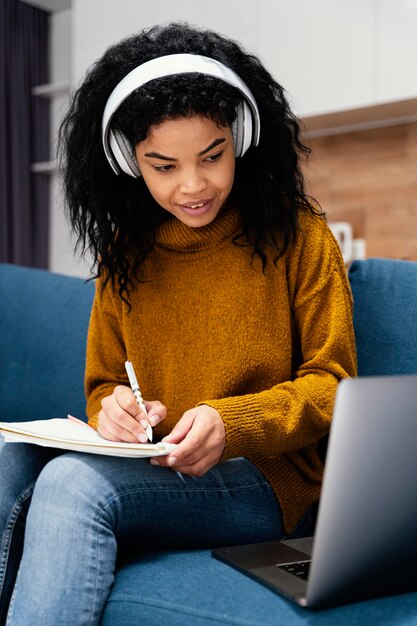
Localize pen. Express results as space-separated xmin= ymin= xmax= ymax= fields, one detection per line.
xmin=67 ymin=414 xmax=95 ymax=431
xmin=125 ymin=360 xmax=153 ymax=442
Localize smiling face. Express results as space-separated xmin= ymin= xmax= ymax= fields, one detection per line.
xmin=135 ymin=115 xmax=235 ymax=228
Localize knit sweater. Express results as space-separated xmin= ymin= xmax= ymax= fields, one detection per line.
xmin=85 ymin=206 xmax=357 ymax=532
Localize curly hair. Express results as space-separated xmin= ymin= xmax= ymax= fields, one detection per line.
xmin=59 ymin=21 xmax=319 ymax=301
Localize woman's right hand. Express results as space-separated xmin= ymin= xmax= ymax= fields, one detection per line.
xmin=98 ymin=385 xmax=166 ymax=443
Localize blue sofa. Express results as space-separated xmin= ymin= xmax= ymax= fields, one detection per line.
xmin=1 ymin=258 xmax=417 ymax=625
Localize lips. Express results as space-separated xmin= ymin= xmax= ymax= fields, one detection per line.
xmin=178 ymin=199 xmax=213 ymax=216
xmin=185 ymin=202 xmax=205 ymax=209
xmin=181 ymin=199 xmax=211 ymax=209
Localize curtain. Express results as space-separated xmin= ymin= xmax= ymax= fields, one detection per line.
xmin=0 ymin=0 xmax=49 ymax=268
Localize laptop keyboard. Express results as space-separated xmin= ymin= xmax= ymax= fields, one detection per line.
xmin=276 ymin=560 xmax=311 ymax=581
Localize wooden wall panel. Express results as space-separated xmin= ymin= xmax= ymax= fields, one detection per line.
xmin=302 ymin=122 xmax=417 ymax=261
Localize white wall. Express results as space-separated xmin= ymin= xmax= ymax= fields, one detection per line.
xmin=72 ymin=0 xmax=261 ymax=84
xmin=72 ymin=0 xmax=376 ymax=116
xmin=73 ymin=0 xmax=417 ymax=117
xmin=257 ymin=0 xmax=375 ymax=116
xmin=377 ymin=0 xmax=417 ymax=102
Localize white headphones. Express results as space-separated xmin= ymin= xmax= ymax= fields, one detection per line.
xmin=101 ymin=53 xmax=261 ymax=177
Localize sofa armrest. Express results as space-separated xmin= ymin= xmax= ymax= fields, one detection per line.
xmin=0 ymin=264 xmax=95 ymax=423
xmin=348 ymin=258 xmax=417 ymax=376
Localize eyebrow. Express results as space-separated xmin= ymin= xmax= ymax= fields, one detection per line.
xmin=143 ymin=137 xmax=226 ymax=161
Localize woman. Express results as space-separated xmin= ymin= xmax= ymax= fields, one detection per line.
xmin=0 ymin=22 xmax=356 ymax=625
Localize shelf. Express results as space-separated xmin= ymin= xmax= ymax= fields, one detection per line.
xmin=31 ymin=161 xmax=58 ymax=174
xmin=32 ymin=81 xmax=70 ymax=98
xmin=301 ymin=97 xmax=417 ymax=138
xmin=18 ymin=0 xmax=72 ymax=11
xmin=31 ymin=82 xmax=70 ymax=175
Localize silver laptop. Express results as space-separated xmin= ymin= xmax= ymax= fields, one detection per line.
xmin=213 ymin=375 xmax=417 ymax=608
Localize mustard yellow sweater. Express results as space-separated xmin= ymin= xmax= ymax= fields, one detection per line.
xmin=85 ymin=207 xmax=357 ymax=532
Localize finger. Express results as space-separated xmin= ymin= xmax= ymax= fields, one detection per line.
xmin=165 ymin=410 xmax=216 ymax=464
xmin=98 ymin=419 xmax=146 ymax=444
xmin=157 ymin=412 xmax=224 ymax=471
xmin=113 ymin=385 xmax=144 ymax=417
xmin=99 ymin=413 xmax=149 ymax=443
xmin=99 ymin=400 xmax=149 ymax=443
xmin=154 ymin=433 xmax=204 ymax=472
xmin=161 ymin=410 xmax=197 ymax=444
xmin=170 ymin=432 xmax=203 ymax=465
xmin=166 ymin=434 xmax=223 ymax=476
xmin=98 ymin=413 xmax=141 ymax=443
xmin=98 ymin=421 xmax=124 ymax=442
xmin=110 ymin=386 xmax=152 ymax=431
xmin=114 ymin=387 xmax=156 ymax=435
xmin=145 ymin=400 xmax=167 ymax=427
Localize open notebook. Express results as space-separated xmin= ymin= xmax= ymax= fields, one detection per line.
xmin=0 ymin=417 xmax=176 ymax=458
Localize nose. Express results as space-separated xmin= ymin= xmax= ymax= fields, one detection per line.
xmin=178 ymin=166 xmax=207 ymax=194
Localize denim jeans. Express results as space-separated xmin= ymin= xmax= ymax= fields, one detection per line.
xmin=0 ymin=440 xmax=314 ymax=626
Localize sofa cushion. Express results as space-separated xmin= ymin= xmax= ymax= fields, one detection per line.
xmin=0 ymin=264 xmax=95 ymax=422
xmin=102 ymin=549 xmax=417 ymax=625
xmin=348 ymin=258 xmax=417 ymax=376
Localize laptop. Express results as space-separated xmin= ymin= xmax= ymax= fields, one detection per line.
xmin=213 ymin=374 xmax=417 ymax=608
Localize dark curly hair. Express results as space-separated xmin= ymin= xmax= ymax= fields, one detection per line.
xmin=59 ymin=21 xmax=319 ymax=301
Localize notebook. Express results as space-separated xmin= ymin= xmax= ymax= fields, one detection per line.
xmin=213 ymin=374 xmax=417 ymax=608
xmin=0 ymin=416 xmax=176 ymax=458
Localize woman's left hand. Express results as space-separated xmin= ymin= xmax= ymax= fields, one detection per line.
xmin=152 ymin=405 xmax=225 ymax=476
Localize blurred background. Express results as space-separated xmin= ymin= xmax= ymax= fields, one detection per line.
xmin=2 ymin=0 xmax=417 ymax=277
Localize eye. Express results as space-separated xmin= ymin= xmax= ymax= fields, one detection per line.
xmin=204 ymin=150 xmax=223 ymax=163
xmin=153 ymin=164 xmax=175 ymax=173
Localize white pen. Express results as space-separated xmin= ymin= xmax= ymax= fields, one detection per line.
xmin=125 ymin=360 xmax=153 ymax=442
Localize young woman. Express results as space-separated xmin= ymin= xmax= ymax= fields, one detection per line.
xmin=0 ymin=22 xmax=356 ymax=625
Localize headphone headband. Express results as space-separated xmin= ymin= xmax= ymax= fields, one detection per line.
xmin=102 ymin=53 xmax=260 ymax=176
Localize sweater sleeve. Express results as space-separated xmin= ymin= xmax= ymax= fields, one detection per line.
xmin=84 ymin=278 xmax=128 ymax=429
xmin=202 ymin=214 xmax=357 ymax=461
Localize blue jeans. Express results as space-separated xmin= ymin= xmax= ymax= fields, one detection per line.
xmin=0 ymin=440 xmax=314 ymax=625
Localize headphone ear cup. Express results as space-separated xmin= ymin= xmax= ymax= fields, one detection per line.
xmin=232 ymin=100 xmax=253 ymax=157
xmin=109 ymin=129 xmax=141 ymax=177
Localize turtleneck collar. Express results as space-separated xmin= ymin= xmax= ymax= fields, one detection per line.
xmin=155 ymin=206 xmax=242 ymax=255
